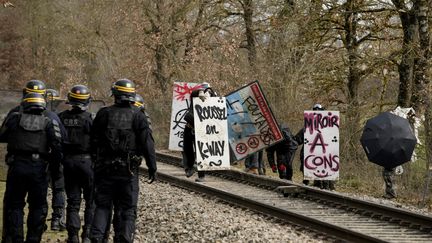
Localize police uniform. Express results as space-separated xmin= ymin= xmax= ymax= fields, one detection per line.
xmin=102 ymin=93 xmax=153 ymax=242
xmin=266 ymin=124 xmax=298 ymax=180
xmin=4 ymin=81 xmax=67 ymax=231
xmin=58 ymin=85 xmax=95 ymax=243
xmin=46 ymin=88 xmax=67 ymax=231
xmin=90 ymin=79 xmax=156 ymax=243
xmin=0 ymin=93 xmax=63 ymax=243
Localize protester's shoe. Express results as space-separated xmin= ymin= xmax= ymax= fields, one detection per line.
xmin=383 ymin=193 xmax=396 ymax=199
xmin=258 ymin=168 xmax=266 ymax=175
xmin=329 ymin=182 xmax=336 ymax=191
xmin=195 ymin=176 xmax=206 ymax=182
xmin=246 ymin=167 xmax=259 ymax=175
xmin=185 ymin=168 xmax=195 ymax=178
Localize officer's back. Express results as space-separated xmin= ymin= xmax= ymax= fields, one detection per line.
xmin=90 ymin=79 xmax=156 ymax=243
xmin=0 ymin=92 xmax=62 ymax=243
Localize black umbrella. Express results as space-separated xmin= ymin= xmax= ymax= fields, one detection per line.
xmin=360 ymin=112 xmax=417 ymax=168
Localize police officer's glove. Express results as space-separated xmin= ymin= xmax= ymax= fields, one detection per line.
xmin=147 ymin=171 xmax=156 ymax=184
xmin=271 ymin=165 xmax=277 ymax=173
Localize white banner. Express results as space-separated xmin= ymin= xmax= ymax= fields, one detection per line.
xmin=168 ymin=82 xmax=208 ymax=150
xmin=303 ymin=110 xmax=340 ymax=180
xmin=193 ymin=97 xmax=230 ymax=171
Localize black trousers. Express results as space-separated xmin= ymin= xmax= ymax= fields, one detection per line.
xmin=2 ymin=157 xmax=49 ymax=243
xmin=63 ymin=154 xmax=94 ymax=235
xmin=90 ymin=169 xmax=138 ymax=243
xmin=183 ymin=125 xmax=195 ymax=170
xmin=49 ymin=162 xmax=65 ymax=220
xmin=276 ymin=150 xmax=296 ymax=180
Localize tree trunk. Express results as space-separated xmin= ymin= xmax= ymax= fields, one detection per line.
xmin=243 ymin=0 xmax=256 ymax=67
xmin=398 ymin=7 xmax=417 ymax=107
xmin=411 ymin=0 xmax=430 ymax=114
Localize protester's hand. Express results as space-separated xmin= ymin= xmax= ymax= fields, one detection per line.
xmin=279 ymin=164 xmax=286 ymax=172
xmin=271 ymin=165 xmax=277 ymax=173
xmin=147 ymin=171 xmax=156 ymax=184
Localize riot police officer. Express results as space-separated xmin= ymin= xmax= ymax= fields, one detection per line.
xmin=266 ymin=123 xmax=298 ymax=180
xmin=0 ymin=92 xmax=63 ymax=242
xmin=90 ymin=79 xmax=156 ymax=243
xmin=102 ymin=93 xmax=154 ymax=242
xmin=2 ymin=80 xmax=68 ymax=231
xmin=134 ymin=94 xmax=152 ymax=131
xmin=58 ymin=85 xmax=94 ymax=243
xmin=46 ymin=88 xmax=67 ymax=231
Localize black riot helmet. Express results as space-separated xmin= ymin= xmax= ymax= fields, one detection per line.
xmin=46 ymin=89 xmax=60 ymax=101
xmin=134 ymin=94 xmax=145 ymax=108
xmin=67 ymin=85 xmax=91 ymax=109
xmin=111 ymin=78 xmax=136 ymax=103
xmin=23 ymin=80 xmax=46 ymax=96
xmin=313 ymin=103 xmax=325 ymax=111
xmin=21 ymin=92 xmax=46 ymax=112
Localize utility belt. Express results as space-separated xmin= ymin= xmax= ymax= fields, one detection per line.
xmin=7 ymin=152 xmax=47 ymax=164
xmin=97 ymin=154 xmax=141 ymax=167
xmin=64 ymin=153 xmax=91 ymax=159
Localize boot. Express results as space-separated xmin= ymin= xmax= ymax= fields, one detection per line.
xmin=67 ymin=233 xmax=80 ymax=243
xmin=82 ymin=226 xmax=91 ymax=243
xmin=51 ymin=208 xmax=66 ymax=231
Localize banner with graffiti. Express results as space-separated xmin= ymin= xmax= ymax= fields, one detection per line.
xmin=168 ymin=82 xmax=208 ymax=151
xmin=226 ymin=81 xmax=283 ymax=161
xmin=303 ymin=110 xmax=340 ymax=180
xmin=193 ymin=96 xmax=230 ymax=170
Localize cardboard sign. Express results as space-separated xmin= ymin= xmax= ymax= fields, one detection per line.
xmin=303 ymin=110 xmax=340 ymax=180
xmin=225 ymin=81 xmax=283 ymax=161
xmin=168 ymin=82 xmax=208 ymax=150
xmin=193 ymin=96 xmax=230 ymax=170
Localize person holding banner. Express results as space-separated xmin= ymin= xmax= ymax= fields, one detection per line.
xmin=183 ymin=85 xmax=218 ymax=182
xmin=295 ymin=104 xmax=336 ymax=190
xmin=266 ymin=123 xmax=298 ymax=180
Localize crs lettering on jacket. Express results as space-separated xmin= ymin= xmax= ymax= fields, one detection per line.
xmin=62 ymin=118 xmax=80 ymax=127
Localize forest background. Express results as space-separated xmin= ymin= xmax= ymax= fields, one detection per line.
xmin=0 ymin=0 xmax=432 ymax=208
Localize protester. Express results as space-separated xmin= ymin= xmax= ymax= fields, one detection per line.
xmin=183 ymin=85 xmax=218 ymax=182
xmin=266 ymin=123 xmax=298 ymax=180
xmin=382 ymin=167 xmax=397 ymax=199
xmin=244 ymin=151 xmax=263 ymax=175
xmin=295 ymin=104 xmax=335 ymax=190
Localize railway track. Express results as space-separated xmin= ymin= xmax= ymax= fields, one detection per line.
xmin=138 ymin=151 xmax=432 ymax=243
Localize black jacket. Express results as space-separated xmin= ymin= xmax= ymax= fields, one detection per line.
xmin=91 ymin=103 xmax=157 ymax=175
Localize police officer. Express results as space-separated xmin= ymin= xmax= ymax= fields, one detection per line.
xmin=0 ymin=92 xmax=63 ymax=242
xmin=46 ymin=88 xmax=67 ymax=231
xmin=266 ymin=123 xmax=298 ymax=180
xmin=134 ymin=94 xmax=152 ymax=131
xmin=46 ymin=88 xmax=62 ymax=112
xmin=58 ymin=85 xmax=95 ymax=243
xmin=90 ymin=79 xmax=156 ymax=243
xmin=102 ymin=93 xmax=153 ymax=242
xmin=2 ymin=80 xmax=68 ymax=231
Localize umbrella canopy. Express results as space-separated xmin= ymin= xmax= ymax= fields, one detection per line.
xmin=360 ymin=112 xmax=417 ymax=168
